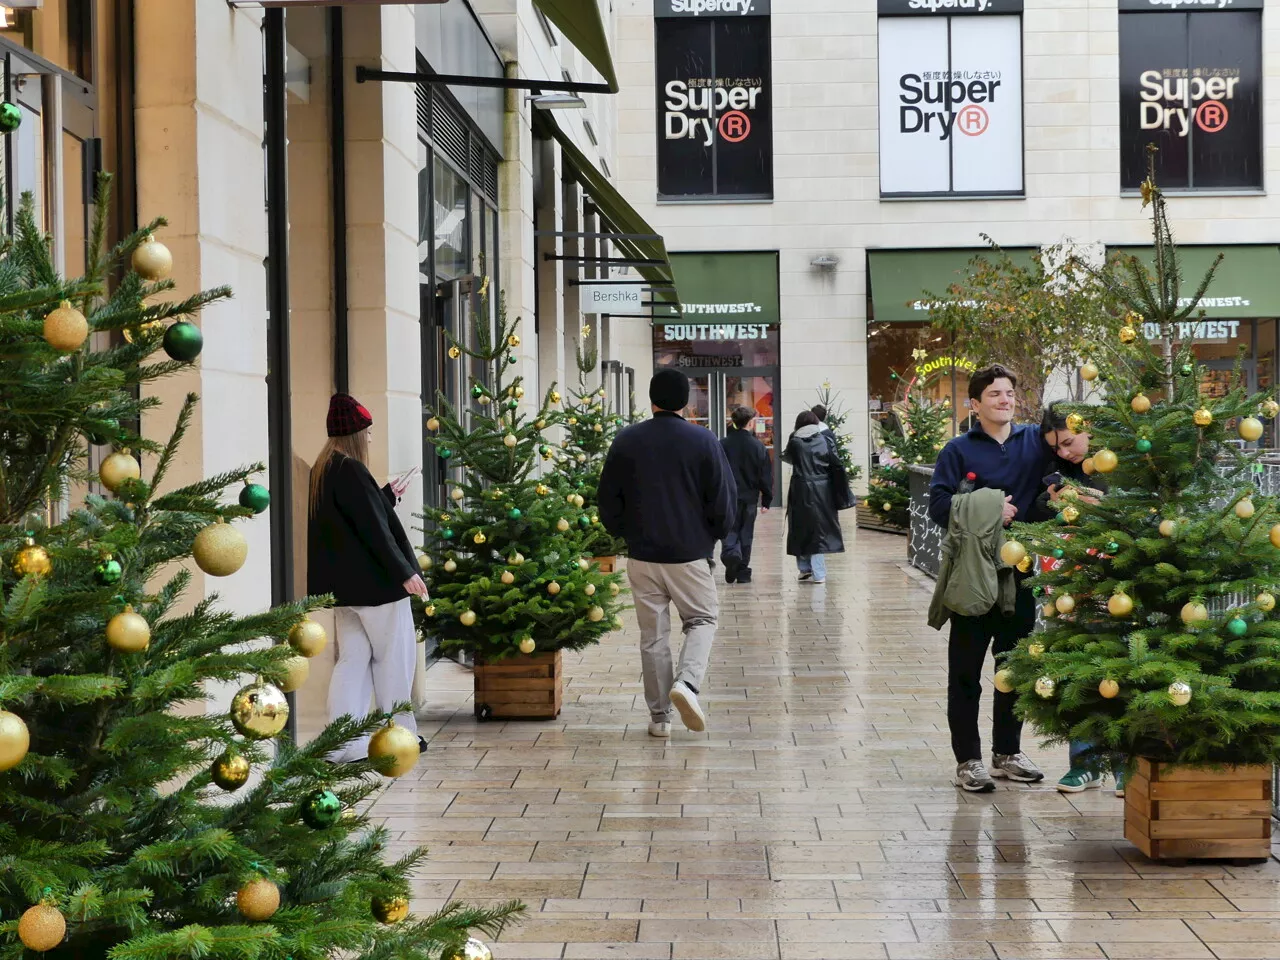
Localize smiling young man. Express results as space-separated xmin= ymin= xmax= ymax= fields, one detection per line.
xmin=929 ymin=364 xmax=1052 ymax=793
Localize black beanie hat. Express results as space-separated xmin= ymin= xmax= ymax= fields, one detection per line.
xmin=649 ymin=368 xmax=690 ymax=412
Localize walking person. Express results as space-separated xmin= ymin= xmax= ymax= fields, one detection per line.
xmin=782 ymin=410 xmax=845 ymax=585
xmin=720 ymin=405 xmax=773 ymax=584
xmin=308 ymin=393 xmax=429 ymax=762
xmin=929 ymin=365 xmax=1052 ymax=792
xmin=598 ymin=368 xmax=737 ymax=737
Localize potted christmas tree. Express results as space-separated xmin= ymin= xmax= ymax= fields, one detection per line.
xmin=418 ymin=293 xmax=626 ymax=721
xmin=863 ymin=389 xmax=949 ymax=533
xmin=0 ymin=181 xmax=519 ymax=960
xmin=1000 ymin=151 xmax=1280 ymax=861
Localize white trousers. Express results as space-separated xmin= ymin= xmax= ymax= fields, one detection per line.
xmin=327 ymin=597 xmax=419 ymax=762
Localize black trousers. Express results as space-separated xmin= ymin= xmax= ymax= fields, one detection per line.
xmin=947 ymin=586 xmax=1036 ymax=763
xmin=721 ymin=502 xmax=759 ymax=574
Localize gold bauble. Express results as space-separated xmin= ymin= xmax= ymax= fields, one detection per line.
xmin=536 ymin=484 xmax=550 ymax=496
xmin=211 ymin=750 xmax=251 ymax=790
xmin=993 ymin=669 xmax=1015 ymax=694
xmin=1016 ymin=555 xmax=1032 ymax=573
xmin=444 ymin=559 xmax=458 ymax=573
xmin=1239 ymin=417 xmax=1265 ymax=442
xmin=503 ymin=434 xmax=518 ymax=448
xmin=1054 ymin=593 xmax=1075 ymax=614
xmin=547 ymin=581 xmax=561 ymax=596
xmin=132 ymin=234 xmax=173 ymax=280
xmin=418 ymin=553 xmax=433 ymax=572
xmin=1065 ymin=413 xmax=1085 ymax=434
xmin=612 ymin=616 xmax=624 ymax=631
xmin=609 ymin=582 xmax=620 ymax=596
xmin=1262 ymin=399 xmax=1280 ymax=419
xmin=1271 ymin=524 xmax=1280 ymax=549
xmin=1034 ymin=676 xmax=1056 ymax=699
xmin=1181 ymin=601 xmax=1208 ymax=625
xmin=448 ymin=939 xmax=494 ymax=960
xmin=1092 ymin=449 xmax=1118 ymax=473
xmin=568 ymin=417 xmax=578 ymax=426
xmin=278 ymin=653 xmax=311 ymax=693
xmin=593 ymin=424 xmax=604 ymax=433
xmin=99 ymin=451 xmax=140 ymax=492
xmin=1168 ymin=681 xmax=1192 ymax=707
xmin=573 ymin=494 xmax=585 ymax=508
xmin=193 ymin=520 xmax=248 ymax=577
xmin=510 ymin=552 xmax=525 ymax=565
xmin=451 ymin=487 xmax=465 ymax=502
xmin=1082 ymin=457 xmax=1096 ymax=475
xmin=43 ymin=300 xmax=88 ymax=352
xmin=1159 ymin=519 xmax=1177 ymax=537
xmin=999 ymin=540 xmax=1027 ymax=567
xmin=427 ymin=417 xmax=440 ymax=432
xmin=106 ymin=605 xmax=151 ymax=653
xmin=1119 ymin=324 xmax=1138 ymax=344
xmin=1061 ymin=505 xmax=1080 ymax=524
xmin=230 ymin=680 xmax=290 ymax=740
xmin=1193 ymin=407 xmax=1213 ymax=427
xmin=372 ymin=895 xmax=410 ymax=924
xmin=122 ymin=318 xmax=164 ymax=344
xmin=501 ymin=570 xmax=515 ymax=585
xmin=588 ymin=605 xmax=605 ymax=622
xmin=508 ymin=334 xmax=521 ymax=348
xmin=519 ymin=636 xmax=536 ymax=654
xmin=424 ymin=603 xmax=436 ymax=617
xmin=289 ymin=617 xmax=328 ymax=658
xmin=1028 ymin=642 xmax=1046 ymax=658
xmin=1061 ymin=487 xmax=1079 ymax=502
xmin=550 ymin=390 xmax=561 ymax=404
xmin=1258 ymin=592 xmax=1276 ymax=613
xmin=13 ymin=540 xmax=51 ymax=578
xmin=473 ymin=532 xmax=487 ymax=545
xmin=1131 ymin=393 xmax=1151 ymax=414
xmin=1237 ymin=499 xmax=1257 ymax=520
xmin=584 ymin=583 xmax=596 ymax=596
xmin=368 ymin=721 xmax=419 ymax=778
xmin=536 ymin=419 xmax=546 ymax=429
xmin=0 ymin=710 xmax=31 ymax=771
xmin=556 ymin=518 xmax=570 ymax=532
xmin=1099 ymin=679 xmax=1120 ymax=700
xmin=1108 ymin=592 xmax=1134 ymax=617
xmin=236 ymin=879 xmax=280 ymax=921
xmin=448 ymin=345 xmax=461 ymax=360
xmin=1042 ymin=602 xmax=1056 ymax=618
xmin=18 ymin=903 xmax=66 ymax=952
xmin=460 ymin=610 xmax=477 ymax=626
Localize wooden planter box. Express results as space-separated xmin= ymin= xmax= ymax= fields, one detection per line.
xmin=1124 ymin=758 xmax=1273 ymax=860
xmin=592 ymin=555 xmax=617 ymax=573
xmin=473 ymin=650 xmax=563 ymax=721
xmin=855 ymin=502 xmax=906 ymax=535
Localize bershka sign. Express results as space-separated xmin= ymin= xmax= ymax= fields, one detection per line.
xmin=877 ymin=0 xmax=1023 ymax=13
xmin=878 ymin=14 xmax=1023 ymax=195
xmin=580 ymin=284 xmax=642 ymax=313
xmin=1119 ymin=7 xmax=1261 ymax=190
xmin=656 ymin=0 xmax=770 ymax=15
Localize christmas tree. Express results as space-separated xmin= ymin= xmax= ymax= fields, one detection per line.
xmin=417 ymin=290 xmax=625 ymax=662
xmin=865 ymin=392 xmax=949 ymax=529
xmin=813 ymin=383 xmax=862 ymax=486
xmin=0 ymin=183 xmax=519 ymax=960
xmin=551 ymin=335 xmax=627 ymax=559
xmin=1000 ymin=151 xmax=1280 ymax=769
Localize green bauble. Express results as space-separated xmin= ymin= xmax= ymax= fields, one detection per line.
xmin=507 ymin=355 xmax=518 ymax=365
xmin=538 ymin=444 xmax=551 ymax=456
xmin=1107 ymin=541 xmax=1119 ymax=553
xmin=1227 ymin=617 xmax=1249 ymax=637
xmin=94 ymin=558 xmax=123 ymax=586
xmin=507 ymin=399 xmax=519 ymax=410
xmin=578 ymin=515 xmax=591 ymax=528
xmin=1052 ymin=548 xmax=1064 ymax=559
xmin=439 ymin=447 xmax=453 ymax=460
xmin=239 ymin=482 xmax=271 ymax=514
xmin=508 ymin=508 xmax=522 ymax=520
xmin=1179 ymin=362 xmax=1195 ymax=376
xmin=0 ymin=102 xmax=21 ymax=132
xmin=88 ymin=418 xmax=120 ymax=446
xmin=441 ymin=527 xmax=455 ymax=540
xmin=1135 ymin=438 xmax=1152 ymax=453
xmin=471 ymin=383 xmax=485 ymax=398
xmin=163 ymin=320 xmax=204 ymax=362
xmin=300 ymin=788 xmax=342 ymax=828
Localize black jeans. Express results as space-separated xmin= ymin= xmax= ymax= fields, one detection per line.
xmin=721 ymin=502 xmax=758 ymax=575
xmin=947 ymin=586 xmax=1036 ymax=763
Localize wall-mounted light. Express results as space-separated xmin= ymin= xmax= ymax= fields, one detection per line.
xmin=526 ymin=93 xmax=586 ymax=110
xmin=810 ymin=254 xmax=840 ymax=270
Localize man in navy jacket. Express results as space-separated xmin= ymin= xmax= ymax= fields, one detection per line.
xmin=929 ymin=364 xmax=1051 ymax=793
xmin=598 ymin=368 xmax=737 ymax=737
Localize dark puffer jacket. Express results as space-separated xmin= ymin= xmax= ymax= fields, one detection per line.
xmin=781 ymin=424 xmax=845 ymax=557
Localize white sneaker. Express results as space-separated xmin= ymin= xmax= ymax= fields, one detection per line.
xmin=669 ymin=680 xmax=706 ymax=732
xmin=647 ymin=721 xmax=671 ymax=738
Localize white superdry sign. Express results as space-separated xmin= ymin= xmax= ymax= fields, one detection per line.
xmin=877 ymin=0 xmax=1024 ymax=12
xmin=580 ymin=284 xmax=642 ymax=313
xmin=663 ymin=80 xmax=765 ymax=145
xmin=655 ymin=0 xmax=770 ymax=16
xmin=878 ymin=14 xmax=1023 ymax=195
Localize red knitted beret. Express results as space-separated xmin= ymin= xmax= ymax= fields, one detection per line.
xmin=327 ymin=393 xmax=373 ymax=437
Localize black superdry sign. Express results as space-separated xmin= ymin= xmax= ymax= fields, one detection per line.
xmin=655 ymin=13 xmax=773 ymax=198
xmin=1119 ymin=6 xmax=1262 ymax=190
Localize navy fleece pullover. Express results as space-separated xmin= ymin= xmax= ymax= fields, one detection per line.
xmin=929 ymin=422 xmax=1051 ymax=529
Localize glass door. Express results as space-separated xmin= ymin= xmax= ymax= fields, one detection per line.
xmin=681 ymin=367 xmax=781 ymax=498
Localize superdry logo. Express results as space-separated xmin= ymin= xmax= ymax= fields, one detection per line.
xmin=908 ymin=0 xmax=990 ymax=10
xmin=1139 ymin=69 xmax=1238 ymax=137
xmin=897 ymin=73 xmax=1002 ymax=141
xmin=664 ymin=80 xmax=763 ymax=145
xmin=667 ymin=0 xmax=755 ymax=13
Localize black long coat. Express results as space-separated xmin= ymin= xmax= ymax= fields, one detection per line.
xmin=781 ymin=425 xmax=845 ymax=557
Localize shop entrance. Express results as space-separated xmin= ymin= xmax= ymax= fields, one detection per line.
xmin=682 ymin=366 xmax=780 ymax=498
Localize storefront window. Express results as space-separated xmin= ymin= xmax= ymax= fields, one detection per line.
xmin=866 ymin=321 xmax=970 ymax=466
xmin=433 ymin=155 xmax=469 ymax=281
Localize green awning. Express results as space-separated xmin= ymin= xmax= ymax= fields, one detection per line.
xmin=1110 ymin=245 xmax=1280 ymax=319
xmin=867 ymin=247 xmax=1037 ymax=324
xmin=655 ymin=252 xmax=779 ymax=325
xmin=532 ymin=0 xmax=618 ymax=92
xmin=542 ymin=115 xmax=676 ymax=304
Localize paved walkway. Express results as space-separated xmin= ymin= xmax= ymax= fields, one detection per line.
xmin=379 ymin=514 xmax=1280 ymax=960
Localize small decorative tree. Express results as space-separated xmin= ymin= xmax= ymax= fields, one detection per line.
xmin=864 ymin=392 xmax=950 ymax=528
xmin=813 ymin=383 xmax=862 ymax=486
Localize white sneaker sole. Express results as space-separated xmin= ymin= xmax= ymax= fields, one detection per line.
xmin=990 ymin=766 xmax=1045 ymax=783
xmin=955 ymin=778 xmax=996 ymax=793
xmin=648 ymin=724 xmax=671 ymax=739
xmin=669 ymin=686 xmax=706 ymax=732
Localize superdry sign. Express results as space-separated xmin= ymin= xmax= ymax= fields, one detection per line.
xmin=878 ymin=15 xmax=1023 ymax=195
xmin=656 ymin=0 xmax=770 ymax=15
xmin=1119 ymin=7 xmax=1261 ymax=190
xmin=877 ymin=0 xmax=1023 ymax=13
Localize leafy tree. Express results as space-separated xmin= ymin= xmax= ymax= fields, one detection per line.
xmin=865 ymin=393 xmax=949 ymax=529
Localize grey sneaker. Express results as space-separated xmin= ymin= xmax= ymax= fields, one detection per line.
xmin=991 ymin=752 xmax=1046 ymax=783
xmin=955 ymin=759 xmax=996 ymax=793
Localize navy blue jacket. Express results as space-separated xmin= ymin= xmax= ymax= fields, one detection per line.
xmin=929 ymin=422 xmax=1051 ymax=529
xmin=598 ymin=412 xmax=738 ymax=564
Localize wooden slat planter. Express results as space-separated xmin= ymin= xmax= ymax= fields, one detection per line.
xmin=473 ymin=650 xmax=563 ymax=721
xmin=1124 ymin=759 xmax=1273 ymax=860
xmin=855 ymin=502 xmax=907 ymax=535
xmin=592 ymin=555 xmax=617 ymax=573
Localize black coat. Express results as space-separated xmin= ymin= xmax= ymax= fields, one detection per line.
xmin=307 ymin=455 xmax=418 ymax=608
xmin=782 ymin=425 xmax=845 ymax=557
xmin=721 ymin=426 xmax=773 ymax=507
xmin=598 ymin=411 xmax=737 ymax=563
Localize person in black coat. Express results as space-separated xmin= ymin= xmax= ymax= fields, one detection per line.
xmin=307 ymin=393 xmax=429 ymax=761
xmin=720 ymin=405 xmax=773 ymax=584
xmin=781 ymin=409 xmax=845 ymax=584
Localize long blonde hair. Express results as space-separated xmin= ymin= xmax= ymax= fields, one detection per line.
xmin=308 ymin=429 xmax=370 ymax=517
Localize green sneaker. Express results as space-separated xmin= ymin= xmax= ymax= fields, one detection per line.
xmin=1056 ymin=768 xmax=1103 ymax=793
